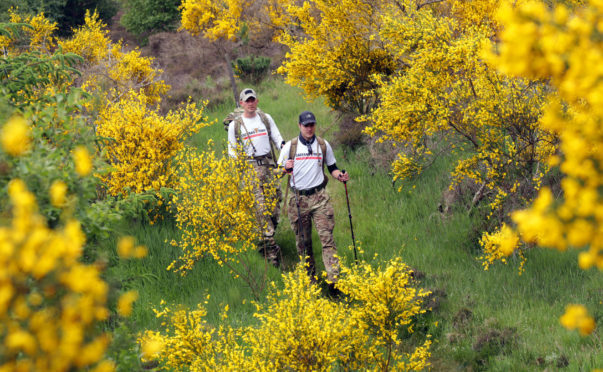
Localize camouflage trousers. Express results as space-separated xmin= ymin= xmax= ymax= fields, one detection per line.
xmin=251 ymin=162 xmax=282 ymax=264
xmin=287 ymin=187 xmax=339 ymax=282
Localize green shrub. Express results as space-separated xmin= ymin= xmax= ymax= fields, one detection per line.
xmin=0 ymin=0 xmax=118 ymax=36
xmin=120 ymin=0 xmax=181 ymax=38
xmin=233 ymin=55 xmax=271 ymax=84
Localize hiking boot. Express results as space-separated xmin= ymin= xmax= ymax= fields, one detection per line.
xmin=259 ymin=244 xmax=281 ymax=268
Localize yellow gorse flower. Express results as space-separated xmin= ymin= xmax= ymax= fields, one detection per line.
xmin=0 ymin=179 xmax=114 ymax=371
xmin=141 ymin=258 xmax=431 ymax=370
xmin=73 ymin=146 xmax=92 ymax=176
xmin=2 ymin=9 xmax=57 ymax=53
xmin=50 ymin=180 xmax=68 ymax=207
xmin=117 ymin=236 xmax=135 ymax=258
xmin=117 ymin=236 xmax=147 ymax=259
xmin=560 ymin=304 xmax=596 ymax=336
xmin=95 ymin=91 xmax=210 ymax=197
xmin=117 ymin=291 xmax=139 ymax=317
xmin=1 ymin=115 xmax=31 ymax=156
xmin=168 ymin=144 xmax=275 ymax=274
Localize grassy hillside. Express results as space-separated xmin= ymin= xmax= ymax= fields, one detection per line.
xmin=107 ymin=78 xmax=602 ymax=371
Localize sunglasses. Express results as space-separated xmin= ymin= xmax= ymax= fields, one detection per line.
xmin=302 ymin=122 xmax=315 ymax=127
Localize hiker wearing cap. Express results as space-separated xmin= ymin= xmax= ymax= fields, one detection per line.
xmin=228 ymin=88 xmax=285 ymax=267
xmin=278 ymin=111 xmax=349 ymax=292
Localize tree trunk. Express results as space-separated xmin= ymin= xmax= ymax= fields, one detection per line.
xmin=222 ymin=49 xmax=239 ymax=107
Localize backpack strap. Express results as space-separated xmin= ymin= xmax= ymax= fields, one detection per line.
xmin=257 ymin=110 xmax=277 ymax=163
xmin=316 ymin=136 xmax=328 ymax=187
xmin=289 ymin=137 xmax=298 ymax=160
xmin=234 ymin=116 xmax=257 ymax=155
xmin=257 ymin=110 xmax=272 ymax=140
xmin=316 ymin=136 xmax=327 ymax=165
xmin=289 ymin=136 xmax=327 ymax=165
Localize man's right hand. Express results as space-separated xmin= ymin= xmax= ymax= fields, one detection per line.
xmin=285 ymin=159 xmax=294 ymax=173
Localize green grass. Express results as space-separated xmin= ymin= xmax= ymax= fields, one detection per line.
xmin=106 ymin=77 xmax=602 ymax=371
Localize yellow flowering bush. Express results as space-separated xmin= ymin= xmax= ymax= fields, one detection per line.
xmin=168 ymin=144 xmax=278 ymax=283
xmin=362 ymin=2 xmax=555 ymax=243
xmin=273 ymin=0 xmax=398 ymax=113
xmin=0 ymin=115 xmax=32 ymax=157
xmin=0 ymin=9 xmax=132 ymax=239
xmin=0 ymin=14 xmax=82 ymax=109
xmin=95 ymin=91 xmax=210 ymax=196
xmin=180 ymin=0 xmax=244 ymax=41
xmin=338 ymin=257 xmax=432 ymax=370
xmin=482 ymin=0 xmax=602 ymax=334
xmin=138 ymin=298 xmax=237 ymax=371
xmin=0 ymin=9 xmax=57 ymax=54
xmin=244 ymin=264 xmax=368 ymax=371
xmin=140 ymin=259 xmax=432 ymax=371
xmin=58 ymin=10 xmax=169 ymax=108
xmin=0 ymin=179 xmax=113 ymax=371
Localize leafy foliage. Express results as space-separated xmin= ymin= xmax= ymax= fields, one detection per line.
xmin=120 ymin=0 xmax=182 ymax=37
xmin=0 ymin=180 xmax=115 ymax=371
xmin=0 ymin=0 xmax=118 ymax=36
xmin=140 ymin=260 xmax=432 ymax=371
xmin=95 ymin=91 xmax=210 ymax=197
xmin=482 ymin=0 xmax=602 ymax=333
xmin=233 ymin=55 xmax=271 ymax=84
xmin=58 ymin=11 xmax=170 ymax=108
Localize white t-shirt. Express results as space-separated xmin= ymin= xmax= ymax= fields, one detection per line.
xmin=278 ymin=137 xmax=337 ymax=190
xmin=228 ymin=112 xmax=283 ymax=158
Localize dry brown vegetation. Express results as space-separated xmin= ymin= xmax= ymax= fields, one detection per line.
xmin=108 ymin=11 xmax=287 ymax=111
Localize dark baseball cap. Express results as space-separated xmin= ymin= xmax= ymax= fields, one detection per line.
xmin=299 ymin=111 xmax=316 ymax=126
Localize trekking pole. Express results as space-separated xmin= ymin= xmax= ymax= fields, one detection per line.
xmin=341 ymin=170 xmax=357 ymax=262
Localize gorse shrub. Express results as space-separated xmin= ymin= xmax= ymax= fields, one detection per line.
xmin=58 ymin=10 xmax=169 ymax=109
xmin=362 ymin=3 xmax=556 ymax=245
xmin=0 ymin=178 xmax=115 ymax=371
xmin=95 ymin=91 xmax=211 ymax=197
xmin=167 ymin=143 xmax=279 ymax=298
xmin=481 ymin=0 xmax=602 ymax=333
xmin=0 ymin=13 xmax=125 ymax=241
xmin=168 ymin=144 xmax=263 ymax=272
xmin=140 ymin=259 xmax=432 ymax=371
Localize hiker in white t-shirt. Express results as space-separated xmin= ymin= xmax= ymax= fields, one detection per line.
xmin=228 ymin=88 xmax=285 ymax=267
xmin=278 ymin=110 xmax=349 ymax=296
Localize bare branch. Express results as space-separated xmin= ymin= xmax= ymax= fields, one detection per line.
xmin=417 ymin=0 xmax=446 ymax=10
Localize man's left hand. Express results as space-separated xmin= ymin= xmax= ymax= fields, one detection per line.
xmin=336 ymin=171 xmax=349 ymax=182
